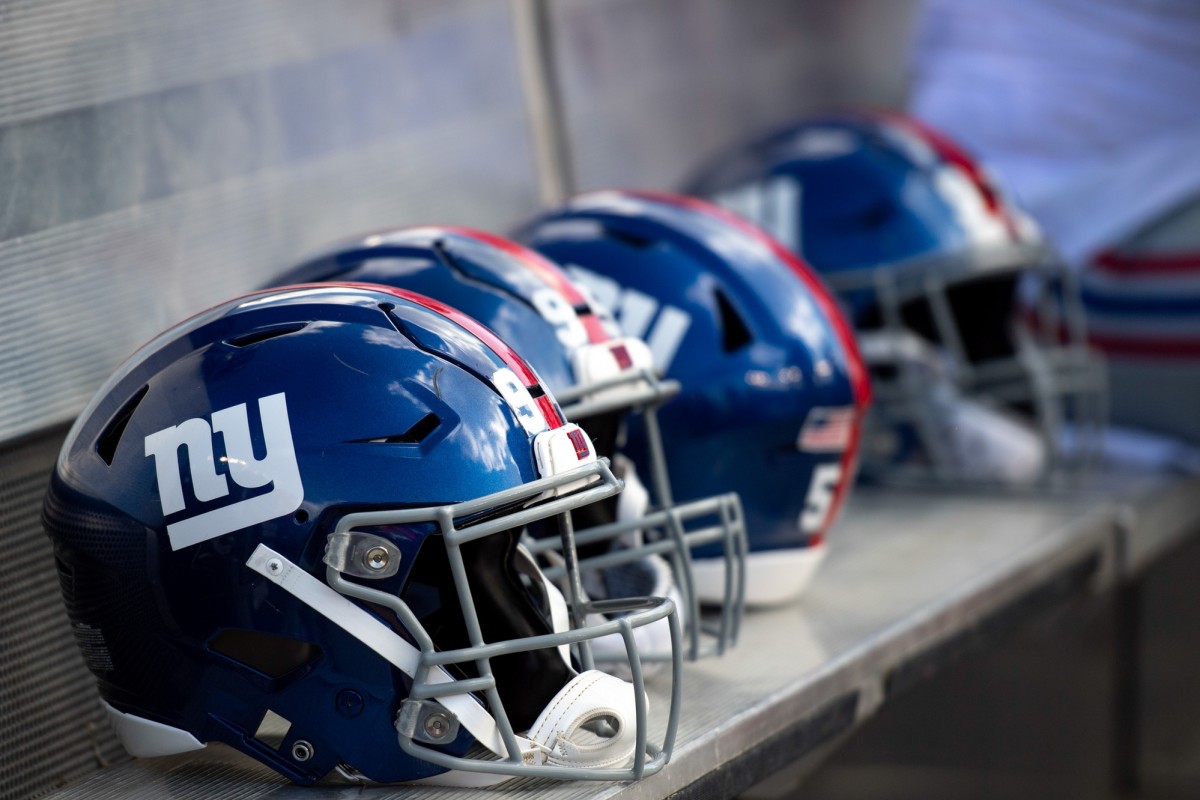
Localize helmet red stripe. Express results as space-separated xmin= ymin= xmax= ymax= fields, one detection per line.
xmin=445 ymin=227 xmax=590 ymax=307
xmin=872 ymin=112 xmax=1021 ymax=239
xmin=1093 ymin=249 xmax=1200 ymax=275
xmin=535 ymin=395 xmax=563 ymax=427
xmin=342 ymin=282 xmax=565 ymax=428
xmin=579 ymin=313 xmax=610 ymax=344
xmin=447 ymin=227 xmax=610 ymax=346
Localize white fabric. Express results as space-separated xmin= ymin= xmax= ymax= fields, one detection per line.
xmin=910 ymin=0 xmax=1200 ymax=265
xmin=527 ymin=670 xmax=639 ymax=770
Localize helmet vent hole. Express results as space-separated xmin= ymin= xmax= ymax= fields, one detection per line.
xmin=95 ymin=384 xmax=149 ymax=465
xmin=208 ymin=629 xmax=322 ymax=679
xmin=714 ymin=288 xmax=753 ymax=352
xmin=226 ymin=322 xmax=310 ymax=348
xmin=431 ymin=239 xmax=469 ymax=276
xmin=253 ymin=709 xmax=292 ymax=751
xmin=604 ymin=226 xmax=655 ymax=249
xmin=350 ymin=413 xmax=441 ymax=445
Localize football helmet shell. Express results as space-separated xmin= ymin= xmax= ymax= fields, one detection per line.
xmin=684 ymin=112 xmax=1105 ymax=484
xmin=273 ymin=227 xmax=745 ymax=658
xmin=44 ymin=284 xmax=680 ymax=785
xmin=515 ymin=191 xmax=870 ymax=606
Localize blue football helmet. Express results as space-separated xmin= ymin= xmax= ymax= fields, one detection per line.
xmin=515 ymin=191 xmax=871 ymax=607
xmin=272 ymin=226 xmax=745 ymax=660
xmin=684 ymin=112 xmax=1106 ymax=485
xmin=43 ymin=284 xmax=680 ymax=785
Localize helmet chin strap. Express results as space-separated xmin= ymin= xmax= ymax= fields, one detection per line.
xmin=246 ymin=544 xmax=639 ymax=783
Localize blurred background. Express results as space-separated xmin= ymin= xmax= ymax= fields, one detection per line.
xmin=0 ymin=0 xmax=917 ymax=447
xmin=3 ymin=1 xmax=1199 ymax=799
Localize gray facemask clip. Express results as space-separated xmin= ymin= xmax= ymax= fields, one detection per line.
xmin=397 ymin=700 xmax=462 ymax=745
xmin=324 ymin=531 xmax=403 ymax=580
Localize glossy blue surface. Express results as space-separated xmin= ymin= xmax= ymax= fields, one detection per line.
xmin=272 ymin=228 xmax=583 ymax=395
xmin=682 ymin=114 xmax=1024 ymax=322
xmin=515 ymin=192 xmax=868 ymax=557
xmin=45 ymin=285 xmax=555 ymax=784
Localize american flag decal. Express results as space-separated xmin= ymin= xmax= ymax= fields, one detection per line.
xmin=798 ymin=407 xmax=855 ymax=453
xmin=610 ymin=343 xmax=633 ymax=370
xmin=567 ymin=428 xmax=591 ymax=460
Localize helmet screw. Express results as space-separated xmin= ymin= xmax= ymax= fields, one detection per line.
xmin=266 ymin=558 xmax=283 ymax=576
xmin=423 ymin=712 xmax=451 ymax=741
xmin=335 ymin=688 xmax=364 ymax=718
xmin=364 ymin=546 xmax=389 ymax=572
xmin=291 ymin=740 xmax=314 ymax=761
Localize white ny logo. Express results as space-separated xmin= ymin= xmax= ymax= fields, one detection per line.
xmin=564 ymin=266 xmax=691 ymax=372
xmin=144 ymin=392 xmax=304 ymax=551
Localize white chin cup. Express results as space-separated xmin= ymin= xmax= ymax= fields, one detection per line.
xmin=527 ymin=669 xmax=640 ymax=769
xmin=693 ymin=543 xmax=826 ymax=608
xmin=938 ymin=396 xmax=1047 ymax=485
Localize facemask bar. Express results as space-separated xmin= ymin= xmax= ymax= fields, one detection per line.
xmin=828 ymin=243 xmax=1107 ymax=485
xmin=553 ymin=367 xmax=747 ymax=660
xmin=321 ymin=459 xmax=682 ymax=782
xmin=855 ymin=330 xmax=962 ymax=483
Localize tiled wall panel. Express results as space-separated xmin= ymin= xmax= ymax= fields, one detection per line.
xmin=0 ymin=0 xmax=539 ymax=443
xmin=548 ymin=0 xmax=920 ymax=192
